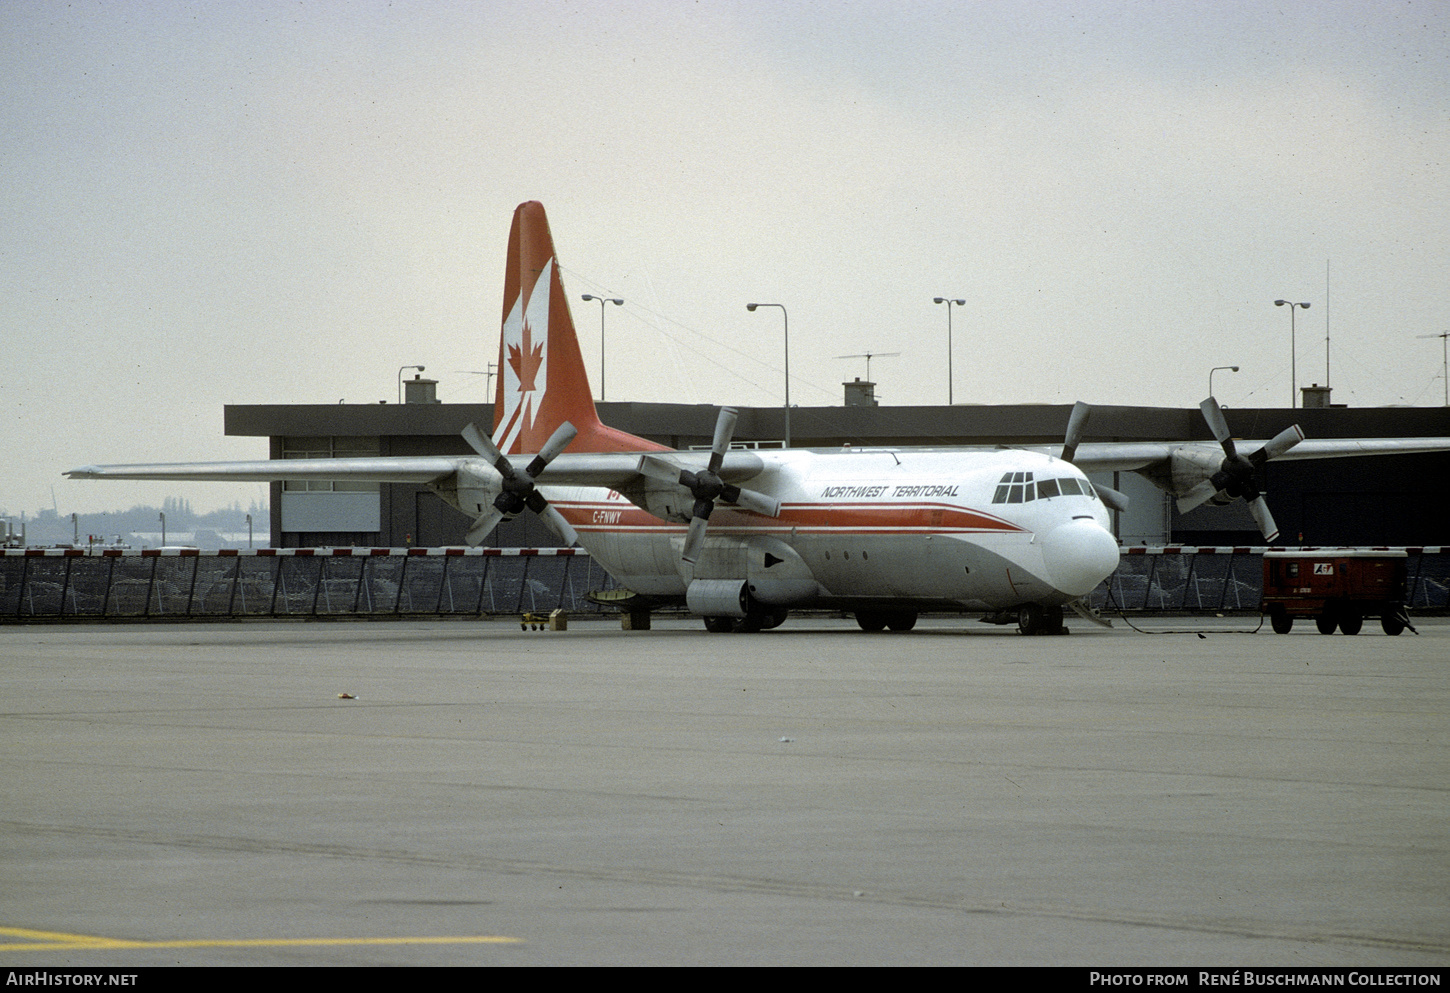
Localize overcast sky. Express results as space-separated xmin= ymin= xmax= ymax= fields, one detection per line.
xmin=5 ymin=0 xmax=1447 ymax=515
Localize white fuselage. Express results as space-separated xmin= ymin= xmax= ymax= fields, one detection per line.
xmin=546 ymin=448 xmax=1119 ymax=611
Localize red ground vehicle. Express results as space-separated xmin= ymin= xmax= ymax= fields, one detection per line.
xmin=1261 ymin=550 xmax=1410 ymax=635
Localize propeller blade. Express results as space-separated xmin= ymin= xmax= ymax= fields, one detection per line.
xmin=1094 ymin=484 xmax=1130 ymax=514
xmin=465 ymin=508 xmax=505 ymax=546
xmin=1246 ymin=496 xmax=1280 ymax=543
xmin=1062 ymin=402 xmax=1090 ymax=463
xmin=526 ymin=422 xmax=579 ymax=476
xmin=1199 ymin=397 xmax=1237 ymax=459
xmin=539 ymin=504 xmax=580 ymax=547
xmin=461 ymin=422 xmax=512 ymax=475
xmin=709 ymin=406 xmax=740 ymax=472
xmin=681 ymin=515 xmax=710 ymax=564
xmin=1177 ymin=478 xmax=1220 ymax=514
xmin=1251 ymin=424 xmax=1305 ymax=466
xmin=726 ymin=487 xmax=781 ymax=518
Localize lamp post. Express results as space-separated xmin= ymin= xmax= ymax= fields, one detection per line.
xmin=1209 ymin=365 xmax=1239 ymax=398
xmin=397 ymin=365 xmax=425 ymax=404
xmin=933 ymin=298 xmax=965 ymax=405
xmin=581 ymin=294 xmax=623 ymax=401
xmin=1419 ymin=332 xmax=1450 ymax=406
xmin=1274 ymin=301 xmax=1310 ymax=407
xmin=746 ymin=303 xmax=789 ymax=447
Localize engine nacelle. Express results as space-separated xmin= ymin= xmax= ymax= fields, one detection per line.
xmin=1136 ymin=445 xmax=1224 ymax=506
xmin=427 ymin=462 xmax=504 ymax=518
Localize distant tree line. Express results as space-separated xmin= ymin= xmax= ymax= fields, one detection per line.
xmin=1 ymin=500 xmax=270 ymax=549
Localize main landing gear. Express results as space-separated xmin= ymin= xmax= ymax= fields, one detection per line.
xmin=701 ymin=608 xmax=789 ymax=633
xmin=853 ymin=609 xmax=918 ymax=632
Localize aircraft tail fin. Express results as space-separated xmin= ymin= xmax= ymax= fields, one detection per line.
xmin=493 ymin=202 xmax=667 ymax=456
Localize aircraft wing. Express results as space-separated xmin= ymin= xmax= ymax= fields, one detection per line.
xmin=1039 ymin=437 xmax=1450 ymax=474
xmin=65 ymin=449 xmax=769 ymax=488
xmin=66 ymin=456 xmax=467 ymax=484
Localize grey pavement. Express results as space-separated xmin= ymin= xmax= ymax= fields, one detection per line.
xmin=1 ymin=615 xmax=1447 ymax=966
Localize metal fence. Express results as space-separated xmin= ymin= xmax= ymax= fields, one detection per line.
xmin=1 ymin=546 xmax=1446 ymax=621
xmin=0 ymin=547 xmax=620 ymax=621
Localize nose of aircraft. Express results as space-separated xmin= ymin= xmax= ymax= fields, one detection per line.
xmin=1040 ymin=517 xmax=1120 ymax=598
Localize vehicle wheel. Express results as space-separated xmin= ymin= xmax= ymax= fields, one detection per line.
xmin=760 ymin=608 xmax=789 ymax=631
xmin=885 ymin=610 xmax=918 ymax=632
xmin=855 ymin=610 xmax=887 ymax=632
xmin=1381 ymin=607 xmax=1406 ymax=636
xmin=703 ymin=616 xmax=734 ymax=633
xmin=1269 ymin=606 xmax=1293 ymax=634
xmin=1337 ymin=609 xmax=1363 ymax=636
xmin=1315 ymin=611 xmax=1337 ymax=635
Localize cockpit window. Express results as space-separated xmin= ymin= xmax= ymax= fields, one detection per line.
xmin=992 ymin=471 xmax=1096 ymax=504
xmin=993 ymin=471 xmax=1032 ymax=503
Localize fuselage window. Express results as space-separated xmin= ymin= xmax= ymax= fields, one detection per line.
xmin=1037 ymin=478 xmax=1060 ymax=499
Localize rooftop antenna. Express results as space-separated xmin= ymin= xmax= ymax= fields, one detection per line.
xmin=456 ymin=364 xmax=499 ymax=399
xmin=834 ymin=351 xmax=901 ymax=381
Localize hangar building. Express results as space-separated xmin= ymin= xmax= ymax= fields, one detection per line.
xmin=225 ymin=392 xmax=1450 ymax=551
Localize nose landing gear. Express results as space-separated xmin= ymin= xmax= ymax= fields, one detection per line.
xmin=1017 ymin=603 xmax=1066 ymax=636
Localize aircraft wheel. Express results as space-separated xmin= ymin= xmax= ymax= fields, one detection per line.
xmin=1017 ymin=603 xmax=1043 ymax=635
xmin=885 ymin=610 xmax=918 ymax=632
xmin=1041 ymin=605 xmax=1065 ymax=635
xmin=703 ymin=616 xmax=734 ymax=633
xmin=1315 ymin=611 xmax=1338 ymax=635
xmin=733 ymin=613 xmax=765 ymax=633
xmin=1337 ymin=609 xmax=1363 ymax=636
xmin=855 ymin=610 xmax=888 ymax=632
xmin=1382 ymin=608 xmax=1406 ymax=636
xmin=759 ymin=608 xmax=789 ymax=631
xmin=1269 ymin=606 xmax=1293 ymax=634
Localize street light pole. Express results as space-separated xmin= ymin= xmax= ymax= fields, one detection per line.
xmin=397 ymin=365 xmax=425 ymax=404
xmin=934 ymin=297 xmax=966 ymax=405
xmin=746 ymin=303 xmax=789 ymax=447
xmin=1419 ymin=332 xmax=1450 ymax=406
xmin=1209 ymin=365 xmax=1239 ymax=398
xmin=581 ymin=294 xmax=623 ymax=401
xmin=1274 ymin=301 xmax=1310 ymax=407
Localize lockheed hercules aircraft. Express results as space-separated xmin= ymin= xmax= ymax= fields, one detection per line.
xmin=70 ymin=202 xmax=1450 ymax=634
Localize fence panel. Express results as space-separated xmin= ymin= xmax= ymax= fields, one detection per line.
xmin=148 ymin=557 xmax=198 ymax=616
xmin=189 ymin=557 xmax=238 ymax=616
xmin=232 ymin=557 xmax=280 ymax=616
xmin=314 ymin=556 xmax=364 ymax=615
xmin=65 ymin=558 xmax=113 ymax=617
xmin=104 ymin=556 xmax=156 ymax=616
xmin=1409 ymin=552 xmax=1449 ymax=609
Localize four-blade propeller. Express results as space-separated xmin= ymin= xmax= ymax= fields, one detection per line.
xmin=674 ymin=407 xmax=780 ymax=564
xmin=460 ymin=420 xmax=580 ymax=546
xmin=1178 ymin=397 xmax=1303 ymax=542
